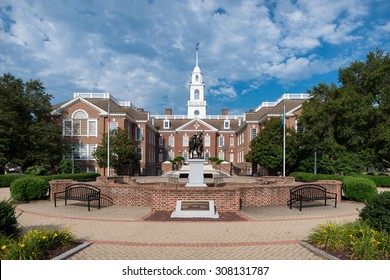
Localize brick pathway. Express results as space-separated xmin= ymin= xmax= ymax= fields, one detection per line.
xmin=1 ymin=188 xmax=365 ymax=260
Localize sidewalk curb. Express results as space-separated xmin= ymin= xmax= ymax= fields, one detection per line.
xmin=52 ymin=242 xmax=92 ymax=260
xmin=299 ymin=241 xmax=339 ymax=260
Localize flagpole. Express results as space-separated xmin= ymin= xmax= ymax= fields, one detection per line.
xmin=283 ymin=105 xmax=286 ymax=177
xmin=107 ymin=95 xmax=110 ymax=177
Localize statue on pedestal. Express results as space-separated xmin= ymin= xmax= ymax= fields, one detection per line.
xmin=189 ymin=132 xmax=203 ymax=159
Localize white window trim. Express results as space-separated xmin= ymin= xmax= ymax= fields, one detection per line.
xmin=250 ymin=128 xmax=257 ymax=141
xmin=169 ymin=135 xmax=175 ymax=147
xmin=163 ymin=120 xmax=170 ymax=129
xmin=73 ymin=144 xmax=97 ymax=160
xmin=183 ymin=134 xmax=189 ymax=147
xmin=224 ymin=120 xmax=230 ymax=129
xmin=219 ymin=136 xmax=224 ymax=147
xmin=88 ymin=119 xmax=98 ymax=137
xmin=204 ymin=135 xmax=210 ymax=147
xmin=136 ymin=127 xmax=143 ymax=141
xmin=137 ymin=147 xmax=142 ymax=162
xmin=63 ymin=118 xmax=98 ymax=137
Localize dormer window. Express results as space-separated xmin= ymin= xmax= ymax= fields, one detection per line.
xmin=163 ymin=120 xmax=170 ymax=129
xmin=224 ymin=120 xmax=230 ymax=129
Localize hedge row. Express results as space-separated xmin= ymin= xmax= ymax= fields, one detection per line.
xmin=0 ymin=174 xmax=25 ymax=188
xmin=0 ymin=173 xmax=100 ymax=188
xmin=8 ymin=172 xmax=100 ymax=201
xmin=10 ymin=176 xmax=49 ymax=201
xmin=290 ymin=172 xmax=387 ymax=202
xmin=365 ymin=175 xmax=390 ymax=188
xmin=342 ymin=177 xmax=378 ymax=202
xmin=290 ymin=172 xmax=390 ymax=187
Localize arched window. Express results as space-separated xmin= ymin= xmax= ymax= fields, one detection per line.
xmin=64 ymin=110 xmax=97 ymax=137
xmin=72 ymin=110 xmax=88 ymax=135
xmin=194 ymin=89 xmax=200 ymax=100
xmin=73 ymin=111 xmax=88 ymax=119
xmin=195 ymin=75 xmax=199 ymax=82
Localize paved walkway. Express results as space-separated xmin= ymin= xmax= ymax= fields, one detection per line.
xmin=0 ymin=188 xmax=365 ymax=260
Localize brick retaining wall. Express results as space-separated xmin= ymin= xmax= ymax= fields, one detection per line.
xmin=49 ymin=178 xmax=342 ymax=212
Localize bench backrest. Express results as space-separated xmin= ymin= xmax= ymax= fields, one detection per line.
xmin=65 ymin=184 xmax=100 ymax=198
xmin=290 ymin=184 xmax=327 ymax=197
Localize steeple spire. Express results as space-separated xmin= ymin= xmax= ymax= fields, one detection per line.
xmin=195 ymin=42 xmax=200 ymax=67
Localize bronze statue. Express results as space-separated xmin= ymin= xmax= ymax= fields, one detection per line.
xmin=189 ymin=132 xmax=203 ymax=159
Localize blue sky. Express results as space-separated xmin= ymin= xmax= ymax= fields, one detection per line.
xmin=1 ymin=0 xmax=389 ymax=115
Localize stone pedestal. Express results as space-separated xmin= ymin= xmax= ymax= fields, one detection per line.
xmin=185 ymin=159 xmax=207 ymax=187
xmin=171 ymin=200 xmax=219 ymax=218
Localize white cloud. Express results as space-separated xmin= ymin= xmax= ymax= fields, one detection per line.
xmin=209 ymin=86 xmax=237 ymax=99
xmin=377 ymin=21 xmax=390 ymax=32
xmin=0 ymin=0 xmax=386 ymax=114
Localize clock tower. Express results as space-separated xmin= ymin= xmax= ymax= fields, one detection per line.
xmin=187 ymin=43 xmax=207 ymax=118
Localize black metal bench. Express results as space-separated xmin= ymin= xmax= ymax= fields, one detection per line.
xmin=54 ymin=183 xmax=101 ymax=211
xmin=288 ymin=184 xmax=337 ymax=211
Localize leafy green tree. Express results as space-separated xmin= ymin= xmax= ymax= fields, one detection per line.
xmin=0 ymin=73 xmax=62 ymax=170
xmin=58 ymin=159 xmax=81 ymax=174
xmin=246 ymin=117 xmax=298 ymax=175
xmin=93 ymin=128 xmax=138 ymax=175
xmin=298 ymin=49 xmax=390 ymax=173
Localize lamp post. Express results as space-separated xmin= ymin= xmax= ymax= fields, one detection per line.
xmin=71 ymin=144 xmax=74 ymax=174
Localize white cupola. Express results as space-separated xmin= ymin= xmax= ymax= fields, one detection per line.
xmin=187 ymin=43 xmax=207 ymax=118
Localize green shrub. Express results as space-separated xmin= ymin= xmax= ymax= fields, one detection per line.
xmin=174 ymin=156 xmax=185 ymax=161
xmin=208 ymin=157 xmax=219 ymax=162
xmin=0 ymin=174 xmax=25 ymax=188
xmin=290 ymin=172 xmax=344 ymax=182
xmin=25 ymin=165 xmax=50 ymax=176
xmin=46 ymin=172 xmax=100 ymax=182
xmin=290 ymin=172 xmax=390 ymax=188
xmin=365 ymin=175 xmax=390 ymax=188
xmin=308 ymin=221 xmax=349 ymax=252
xmin=0 ymin=227 xmax=76 ymax=260
xmin=0 ymin=199 xmax=19 ymax=236
xmin=345 ymin=221 xmax=390 ymax=260
xmin=10 ymin=176 xmax=49 ymax=201
xmin=360 ymin=192 xmax=390 ymax=232
xmin=309 ymin=221 xmax=390 ymax=260
xmin=58 ymin=159 xmax=80 ymax=174
xmin=342 ymin=177 xmax=378 ymax=202
xmin=290 ymin=172 xmax=317 ymax=182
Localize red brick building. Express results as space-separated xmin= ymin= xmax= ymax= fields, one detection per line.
xmin=52 ymin=49 xmax=308 ymax=176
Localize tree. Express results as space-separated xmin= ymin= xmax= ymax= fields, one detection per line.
xmin=0 ymin=73 xmax=62 ymax=171
xmin=297 ymin=49 xmax=390 ymax=173
xmin=246 ymin=117 xmax=298 ymax=175
xmin=93 ymin=128 xmax=138 ymax=175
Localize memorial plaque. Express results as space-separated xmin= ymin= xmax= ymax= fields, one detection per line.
xmin=181 ymin=201 xmax=210 ymax=211
xmin=171 ymin=200 xmax=219 ymax=218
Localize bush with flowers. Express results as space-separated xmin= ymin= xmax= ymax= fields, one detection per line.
xmin=0 ymin=226 xmax=76 ymax=260
xmin=309 ymin=220 xmax=390 ymax=260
